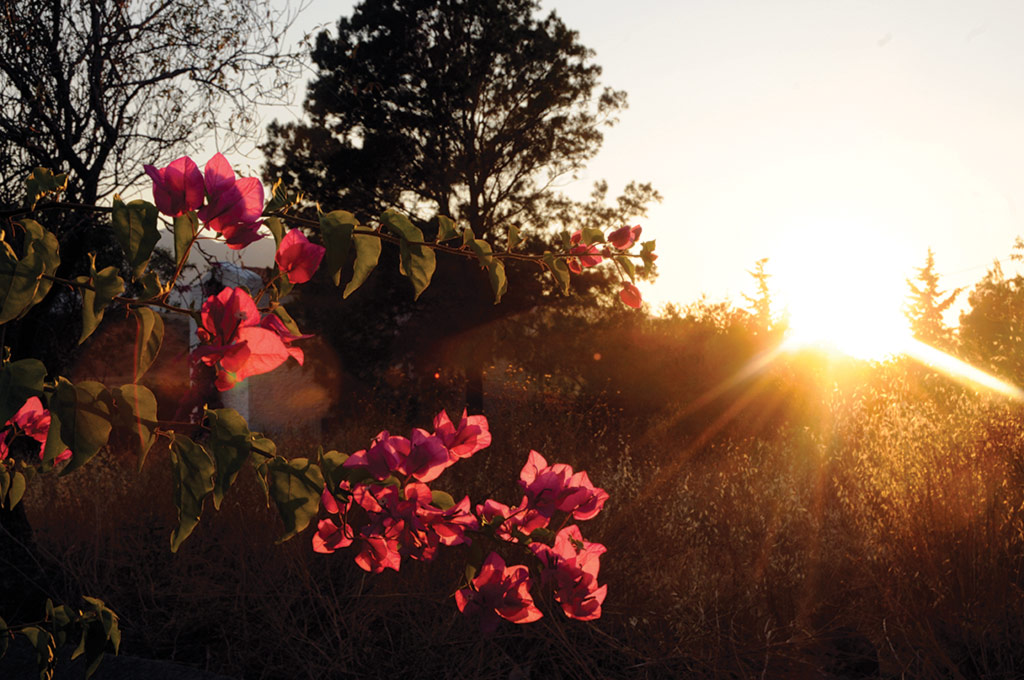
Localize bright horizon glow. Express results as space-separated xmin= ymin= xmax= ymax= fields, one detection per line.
xmin=772 ymin=222 xmax=917 ymax=361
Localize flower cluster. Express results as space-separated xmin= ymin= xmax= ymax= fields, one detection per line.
xmin=0 ymin=397 xmax=70 ymax=463
xmin=565 ymin=225 xmax=647 ymax=309
xmin=145 ymin=154 xmax=266 ymax=249
xmin=192 ymin=287 xmax=309 ymax=391
xmin=313 ymin=410 xmax=609 ymax=632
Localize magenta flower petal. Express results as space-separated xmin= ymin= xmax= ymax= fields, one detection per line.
xmin=144 ymin=156 xmax=204 ymax=217
xmin=276 ymin=229 xmax=326 ymax=284
xmin=619 ymin=283 xmax=642 ymax=309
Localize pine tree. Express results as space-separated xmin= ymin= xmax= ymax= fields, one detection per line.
xmin=904 ymin=248 xmax=960 ymax=348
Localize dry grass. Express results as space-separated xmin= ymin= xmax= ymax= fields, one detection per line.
xmin=17 ymin=361 xmax=1024 ymax=678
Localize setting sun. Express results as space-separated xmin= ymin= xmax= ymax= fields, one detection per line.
xmin=771 ymin=222 xmax=916 ymax=360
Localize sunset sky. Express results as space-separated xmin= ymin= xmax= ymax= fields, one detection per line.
xmin=247 ymin=0 xmax=1024 ymax=325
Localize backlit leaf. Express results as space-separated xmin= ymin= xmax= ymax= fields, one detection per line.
xmin=0 ymin=358 xmax=45 ymax=423
xmin=24 ymin=167 xmax=67 ymax=210
xmin=111 ymin=197 xmax=159 ymax=279
xmin=436 ymin=215 xmax=459 ymax=242
xmin=543 ymin=252 xmax=571 ymax=295
xmin=343 ymin=228 xmax=381 ymax=299
xmin=112 ymin=384 xmax=158 ymax=470
xmin=320 ymin=210 xmax=357 ymax=286
xmin=131 ymin=307 xmax=163 ymax=380
xmin=170 ymin=434 xmax=215 ymax=552
xmin=266 ymin=456 xmax=324 ymax=543
xmin=205 ymin=408 xmax=251 ymax=510
xmin=77 ymin=253 xmax=124 ymax=344
xmin=383 ymin=210 xmax=435 ymax=300
xmin=172 ymin=212 xmax=198 ymax=270
xmin=52 ymin=379 xmax=112 ymax=474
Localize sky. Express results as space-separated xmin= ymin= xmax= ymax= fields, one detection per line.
xmin=241 ymin=0 xmax=1024 ymax=323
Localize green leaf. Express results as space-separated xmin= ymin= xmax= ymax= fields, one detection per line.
xmin=559 ymin=230 xmax=573 ymax=251
xmin=78 ymin=596 xmax=120 ymax=678
xmin=0 ymin=358 xmax=46 ymax=424
xmin=265 ymin=216 xmax=285 ymax=249
xmin=265 ymin=178 xmax=300 ymax=214
xmin=50 ymin=380 xmax=112 ymax=474
xmin=77 ymin=253 xmax=125 ymax=344
xmin=205 ymin=408 xmax=251 ymax=510
xmin=21 ymin=220 xmax=59 ymax=309
xmin=319 ymin=210 xmax=357 ymax=286
xmin=436 ymin=215 xmax=459 ymax=242
xmin=135 ymin=270 xmax=164 ymax=300
xmin=468 ymin=239 xmax=507 ymax=303
xmin=24 ymin=167 xmax=67 ymax=210
xmin=462 ymin=227 xmax=477 ymax=247
xmin=507 ymin=225 xmax=522 ymax=251
xmin=19 ymin=625 xmax=56 ymax=680
xmin=581 ymin=226 xmax=605 ymax=245
xmin=543 ymin=252 xmax=571 ymax=295
xmin=0 ymin=464 xmax=9 ymax=507
xmin=172 ymin=212 xmax=198 ymax=271
xmin=617 ymin=254 xmax=636 ymax=283
xmin=319 ymin=450 xmax=350 ymax=496
xmin=169 ymin=435 xmax=215 ymax=552
xmin=430 ymin=489 xmax=455 ymax=510
xmin=7 ymin=470 xmax=25 ymax=508
xmin=639 ymin=239 xmax=657 ymax=275
xmin=249 ymin=435 xmax=277 ymax=460
xmin=111 ymin=197 xmax=159 ymax=279
xmin=343 ymin=228 xmax=381 ymax=299
xmin=266 ymin=456 xmax=324 ymax=543
xmin=0 ymin=220 xmax=60 ymax=324
xmin=130 ymin=307 xmax=163 ymax=380
xmin=111 ymin=385 xmax=158 ymax=470
xmin=383 ymin=210 xmax=436 ymax=300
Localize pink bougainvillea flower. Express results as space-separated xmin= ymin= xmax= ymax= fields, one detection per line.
xmin=518 ymin=450 xmax=575 ymax=516
xmin=354 ymin=516 xmax=405 ymax=573
xmin=455 ymin=552 xmax=542 ymax=633
xmin=569 ymin=230 xmax=604 ymax=268
xmin=275 ymin=228 xmax=326 ymax=284
xmin=394 ymin=429 xmax=450 ymax=483
xmin=433 ymin=409 xmax=491 ymax=463
xmin=531 ymin=525 xmax=607 ymax=621
xmin=607 ymin=224 xmax=642 ymax=250
xmin=475 ymin=497 xmax=549 ymax=542
xmin=558 ymin=470 xmax=609 ymax=520
xmin=343 ymin=431 xmax=409 ymax=480
xmin=313 ymin=485 xmax=355 ymax=554
xmin=619 ymin=283 xmax=642 ymax=309
xmin=259 ymin=314 xmax=312 ymax=365
xmin=518 ymin=451 xmax=609 ymax=521
xmin=196 ymin=153 xmax=265 ymax=249
xmin=192 ymin=287 xmax=291 ymax=391
xmin=0 ymin=397 xmax=71 ymax=464
xmin=143 ymin=156 xmax=205 ymax=218
xmin=431 ymin=494 xmax=479 ymax=547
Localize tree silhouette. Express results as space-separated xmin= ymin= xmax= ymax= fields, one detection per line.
xmin=904 ymin=248 xmax=960 ymax=349
xmin=742 ymin=257 xmax=774 ymax=334
xmin=0 ymin=0 xmax=301 ymax=208
xmin=262 ymin=0 xmax=658 ymax=412
xmin=261 ymin=0 xmax=643 ymax=239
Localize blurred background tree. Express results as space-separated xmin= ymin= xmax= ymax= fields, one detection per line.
xmin=958 ymin=249 xmax=1024 ymax=385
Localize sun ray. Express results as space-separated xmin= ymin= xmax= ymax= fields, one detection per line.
xmin=903 ymin=338 xmax=1024 ymax=401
